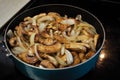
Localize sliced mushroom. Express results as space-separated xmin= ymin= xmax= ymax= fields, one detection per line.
xmin=41 ymin=54 xmax=58 ymax=66
xmin=54 ymin=35 xmax=69 ymax=44
xmin=65 ymin=43 xmax=89 ymax=52
xmin=18 ymin=51 xmax=38 ymax=64
xmin=85 ymin=51 xmax=95 ymax=59
xmin=37 ymin=42 xmax=62 ymax=53
xmin=71 ymin=52 xmax=80 ymax=66
xmin=39 ymin=38 xmax=55 ymax=46
xmin=40 ymin=60 xmax=55 ymax=68
xmin=9 ymin=37 xmax=18 ymax=47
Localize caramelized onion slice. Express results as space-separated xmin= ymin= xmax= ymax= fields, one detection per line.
xmin=12 ymin=46 xmax=26 ymax=55
xmin=65 ymin=49 xmax=73 ymax=65
xmin=34 ymin=44 xmax=42 ymax=61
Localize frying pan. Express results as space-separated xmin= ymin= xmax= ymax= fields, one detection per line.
xmin=3 ymin=4 xmax=105 ymax=80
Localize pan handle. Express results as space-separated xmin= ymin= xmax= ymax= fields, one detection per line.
xmin=0 ymin=35 xmax=12 ymax=57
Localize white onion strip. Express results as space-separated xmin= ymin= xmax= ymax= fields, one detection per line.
xmin=30 ymin=33 xmax=36 ymax=46
xmin=61 ymin=44 xmax=65 ymax=55
xmin=65 ymin=49 xmax=73 ymax=65
xmin=39 ymin=22 xmax=47 ymax=33
xmin=32 ymin=16 xmax=37 ymax=25
xmin=61 ymin=19 xmax=75 ymax=25
xmin=34 ymin=44 xmax=42 ymax=61
xmin=39 ymin=65 xmax=45 ymax=69
xmin=17 ymin=36 xmax=26 ymax=51
xmin=45 ymin=54 xmax=58 ymax=66
xmin=55 ymin=56 xmax=67 ymax=66
xmin=50 ymin=29 xmax=53 ymax=38
xmin=12 ymin=47 xmax=26 ymax=54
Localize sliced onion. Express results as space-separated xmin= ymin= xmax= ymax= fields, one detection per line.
xmin=49 ymin=29 xmax=53 ymax=38
xmin=62 ymin=26 xmax=81 ymax=41
xmin=55 ymin=56 xmax=67 ymax=66
xmin=86 ymin=38 xmax=93 ymax=44
xmin=37 ymin=16 xmax=54 ymax=23
xmin=75 ymin=15 xmax=82 ymax=21
xmin=79 ymin=22 xmax=97 ymax=34
xmin=12 ymin=46 xmax=26 ymax=54
xmin=7 ymin=29 xmax=14 ymax=38
xmin=76 ymin=35 xmax=89 ymax=43
xmin=62 ymin=31 xmax=75 ymax=41
xmin=61 ymin=19 xmax=75 ymax=25
xmin=24 ymin=24 xmax=31 ymax=31
xmin=75 ymin=26 xmax=82 ymax=35
xmin=34 ymin=43 xmax=42 ymax=61
xmin=28 ymin=48 xmax=34 ymax=56
xmin=65 ymin=49 xmax=73 ymax=65
xmin=30 ymin=33 xmax=36 ymax=46
xmin=39 ymin=65 xmax=46 ymax=69
xmin=45 ymin=54 xmax=58 ymax=66
xmin=89 ymin=41 xmax=96 ymax=51
xmin=32 ymin=16 xmax=37 ymax=25
xmin=70 ymin=30 xmax=75 ymax=37
xmin=79 ymin=43 xmax=90 ymax=48
xmin=39 ymin=22 xmax=47 ymax=33
xmin=17 ymin=36 xmax=26 ymax=50
xmin=61 ymin=44 xmax=65 ymax=55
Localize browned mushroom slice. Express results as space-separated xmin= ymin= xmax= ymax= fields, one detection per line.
xmin=85 ymin=51 xmax=95 ymax=59
xmin=79 ymin=53 xmax=85 ymax=61
xmin=40 ymin=31 xmax=51 ymax=38
xmin=40 ymin=60 xmax=55 ymax=68
xmin=58 ymin=24 xmax=69 ymax=31
xmin=39 ymin=38 xmax=55 ymax=46
xmin=54 ymin=35 xmax=69 ymax=43
xmin=71 ymin=52 xmax=80 ymax=66
xmin=9 ymin=37 xmax=18 ymax=47
xmin=41 ymin=54 xmax=58 ymax=67
xmin=37 ymin=42 xmax=62 ymax=53
xmin=65 ymin=43 xmax=89 ymax=52
xmin=18 ymin=52 xmax=38 ymax=64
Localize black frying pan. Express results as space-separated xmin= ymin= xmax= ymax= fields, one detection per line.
xmin=3 ymin=4 xmax=105 ymax=80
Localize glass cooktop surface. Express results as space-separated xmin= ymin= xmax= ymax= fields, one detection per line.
xmin=0 ymin=0 xmax=120 ymax=80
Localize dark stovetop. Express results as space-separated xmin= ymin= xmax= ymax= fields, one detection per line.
xmin=0 ymin=0 xmax=120 ymax=80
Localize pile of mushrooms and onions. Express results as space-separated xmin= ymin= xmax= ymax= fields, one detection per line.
xmin=7 ymin=12 xmax=99 ymax=69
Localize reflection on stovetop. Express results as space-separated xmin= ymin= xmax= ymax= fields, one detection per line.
xmin=0 ymin=0 xmax=120 ymax=80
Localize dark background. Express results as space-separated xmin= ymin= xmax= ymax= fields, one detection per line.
xmin=0 ymin=0 xmax=120 ymax=80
